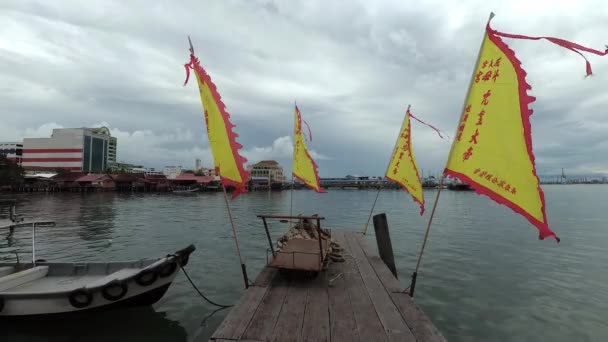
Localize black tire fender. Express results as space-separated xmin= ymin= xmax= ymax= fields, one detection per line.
xmin=158 ymin=261 xmax=177 ymax=278
xmin=69 ymin=288 xmax=93 ymax=308
xmin=135 ymin=269 xmax=158 ymax=287
xmin=0 ymin=296 xmax=4 ymax=313
xmin=101 ymin=280 xmax=128 ymax=301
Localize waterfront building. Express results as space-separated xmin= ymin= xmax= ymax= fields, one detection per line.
xmin=163 ymin=165 xmax=183 ymax=179
xmin=108 ymin=162 xmax=143 ymax=173
xmin=0 ymin=142 xmax=23 ymax=165
xmin=248 ymin=160 xmax=285 ymax=183
xmin=91 ymin=127 xmax=117 ymax=164
xmin=22 ymin=127 xmax=116 ymax=173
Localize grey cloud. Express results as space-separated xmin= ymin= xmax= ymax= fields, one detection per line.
xmin=1 ymin=0 xmax=608 ymax=176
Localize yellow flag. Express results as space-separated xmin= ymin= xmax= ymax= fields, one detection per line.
xmin=184 ymin=43 xmax=249 ymax=198
xmin=444 ymin=22 xmax=558 ymax=241
xmin=292 ymin=106 xmax=324 ymax=192
xmin=386 ymin=109 xmax=425 ymax=214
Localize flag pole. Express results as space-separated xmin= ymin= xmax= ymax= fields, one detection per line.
xmin=290 ymin=101 xmax=296 ymax=218
xmin=222 ymin=184 xmax=249 ymax=289
xmin=363 ymin=104 xmax=411 ymax=235
xmin=290 ymin=175 xmax=295 ymax=217
xmin=408 ymin=12 xmax=495 ymax=297
xmin=187 ymin=36 xmax=248 ymax=289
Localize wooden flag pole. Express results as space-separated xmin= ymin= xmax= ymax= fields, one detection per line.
xmin=290 ymin=175 xmax=295 ymax=217
xmin=363 ymin=105 xmax=411 ymax=235
xmin=408 ymin=12 xmax=495 ymax=297
xmin=290 ymin=101 xmax=296 ymax=218
xmin=187 ymin=36 xmax=249 ymax=289
xmin=222 ymin=184 xmax=249 ymax=289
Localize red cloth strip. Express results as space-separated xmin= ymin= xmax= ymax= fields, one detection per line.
xmin=183 ymin=61 xmax=193 ymax=86
xmin=408 ymin=111 xmax=445 ymax=139
xmin=491 ymin=29 xmax=608 ymax=76
xmin=302 ymin=119 xmax=313 ymax=142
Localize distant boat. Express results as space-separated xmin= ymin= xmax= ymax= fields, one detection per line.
xmin=447 ymin=178 xmax=474 ymax=191
xmin=172 ymin=186 xmax=199 ymax=193
xmin=270 ymin=182 xmax=283 ymax=191
xmin=421 ymin=176 xmax=439 ymax=188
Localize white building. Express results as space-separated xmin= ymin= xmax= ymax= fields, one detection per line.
xmin=163 ymin=165 xmax=183 ymax=179
xmin=22 ymin=128 xmax=114 ymax=173
xmin=0 ymin=142 xmax=23 ymax=165
xmin=248 ymin=160 xmax=285 ymax=183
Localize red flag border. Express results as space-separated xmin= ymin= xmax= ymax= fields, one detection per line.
xmin=444 ymin=22 xmax=559 ymax=242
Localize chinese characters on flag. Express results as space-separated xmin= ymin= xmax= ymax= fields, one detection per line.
xmin=293 ymin=106 xmax=324 ymax=193
xmin=386 ymin=109 xmax=425 ymax=215
xmin=184 ymin=42 xmax=250 ymax=199
xmin=444 ymin=23 xmax=559 ymax=241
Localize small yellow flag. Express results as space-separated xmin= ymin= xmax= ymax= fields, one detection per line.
xmin=184 ymin=45 xmax=249 ymax=198
xmin=386 ymin=109 xmax=424 ymax=214
xmin=444 ymin=23 xmax=558 ymax=241
xmin=292 ymin=106 xmax=324 ymax=193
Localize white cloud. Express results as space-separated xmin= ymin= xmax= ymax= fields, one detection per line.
xmin=242 ymin=135 xmax=330 ymax=163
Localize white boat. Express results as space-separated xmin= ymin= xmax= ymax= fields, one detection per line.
xmin=172 ymin=186 xmax=200 ymax=193
xmin=0 ymin=201 xmax=195 ymax=316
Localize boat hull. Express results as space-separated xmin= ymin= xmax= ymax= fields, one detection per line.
xmin=447 ymin=184 xmax=474 ymax=191
xmin=0 ymin=245 xmax=194 ymax=316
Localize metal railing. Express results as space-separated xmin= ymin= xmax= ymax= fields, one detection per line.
xmin=1 ymin=220 xmax=55 ymax=265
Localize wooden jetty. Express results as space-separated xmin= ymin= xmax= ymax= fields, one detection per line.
xmin=210 ymin=231 xmax=445 ymax=342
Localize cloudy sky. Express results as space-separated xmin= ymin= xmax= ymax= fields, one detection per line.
xmin=1 ymin=0 xmax=607 ymax=177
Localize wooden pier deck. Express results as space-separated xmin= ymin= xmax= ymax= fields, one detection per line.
xmin=210 ymin=231 xmax=445 ymax=342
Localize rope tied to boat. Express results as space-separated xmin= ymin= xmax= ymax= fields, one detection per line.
xmin=178 ymin=263 xmax=233 ymax=309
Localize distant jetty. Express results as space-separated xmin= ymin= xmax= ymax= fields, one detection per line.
xmin=3 ymin=173 xmax=605 ymax=194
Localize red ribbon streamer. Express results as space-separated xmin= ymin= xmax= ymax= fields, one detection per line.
xmin=491 ymin=29 xmax=608 ymax=76
xmin=302 ymin=119 xmax=313 ymax=142
xmin=408 ymin=110 xmax=444 ymax=139
xmin=183 ymin=61 xmax=193 ymax=86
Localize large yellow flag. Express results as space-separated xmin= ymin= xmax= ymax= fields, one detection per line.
xmin=292 ymin=106 xmax=324 ymax=192
xmin=386 ymin=108 xmax=424 ymax=214
xmin=444 ymin=22 xmax=559 ymax=241
xmin=184 ymin=41 xmax=249 ymax=198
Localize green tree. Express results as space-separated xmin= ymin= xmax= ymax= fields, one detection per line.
xmin=0 ymin=155 xmax=24 ymax=186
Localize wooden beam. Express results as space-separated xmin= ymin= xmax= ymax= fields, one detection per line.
xmin=373 ymin=213 xmax=398 ymax=278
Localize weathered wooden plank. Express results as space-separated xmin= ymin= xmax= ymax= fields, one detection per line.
xmin=356 ymin=232 xmax=445 ymax=340
xmin=332 ymin=232 xmax=389 ymax=342
xmin=390 ymin=293 xmax=447 ymax=342
xmin=242 ymin=277 xmax=290 ymax=341
xmin=270 ymin=283 xmax=308 ymax=342
xmin=301 ymin=272 xmax=330 ymax=341
xmin=252 ymin=266 xmax=278 ymax=287
xmin=211 ymin=230 xmax=443 ymax=342
xmin=211 ymin=286 xmax=269 ymax=340
xmin=355 ymin=234 xmax=404 ymax=292
xmin=326 ymin=231 xmax=360 ymax=342
xmin=343 ymin=262 xmax=389 ymax=342
xmin=345 ymin=233 xmax=416 ymax=342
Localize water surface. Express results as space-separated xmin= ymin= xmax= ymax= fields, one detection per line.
xmin=1 ymin=185 xmax=607 ymax=341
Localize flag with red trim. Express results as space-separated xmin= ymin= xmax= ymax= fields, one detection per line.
xmin=293 ymin=105 xmax=324 ymax=192
xmin=444 ymin=20 xmax=571 ymax=241
xmin=184 ymin=39 xmax=249 ymax=199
